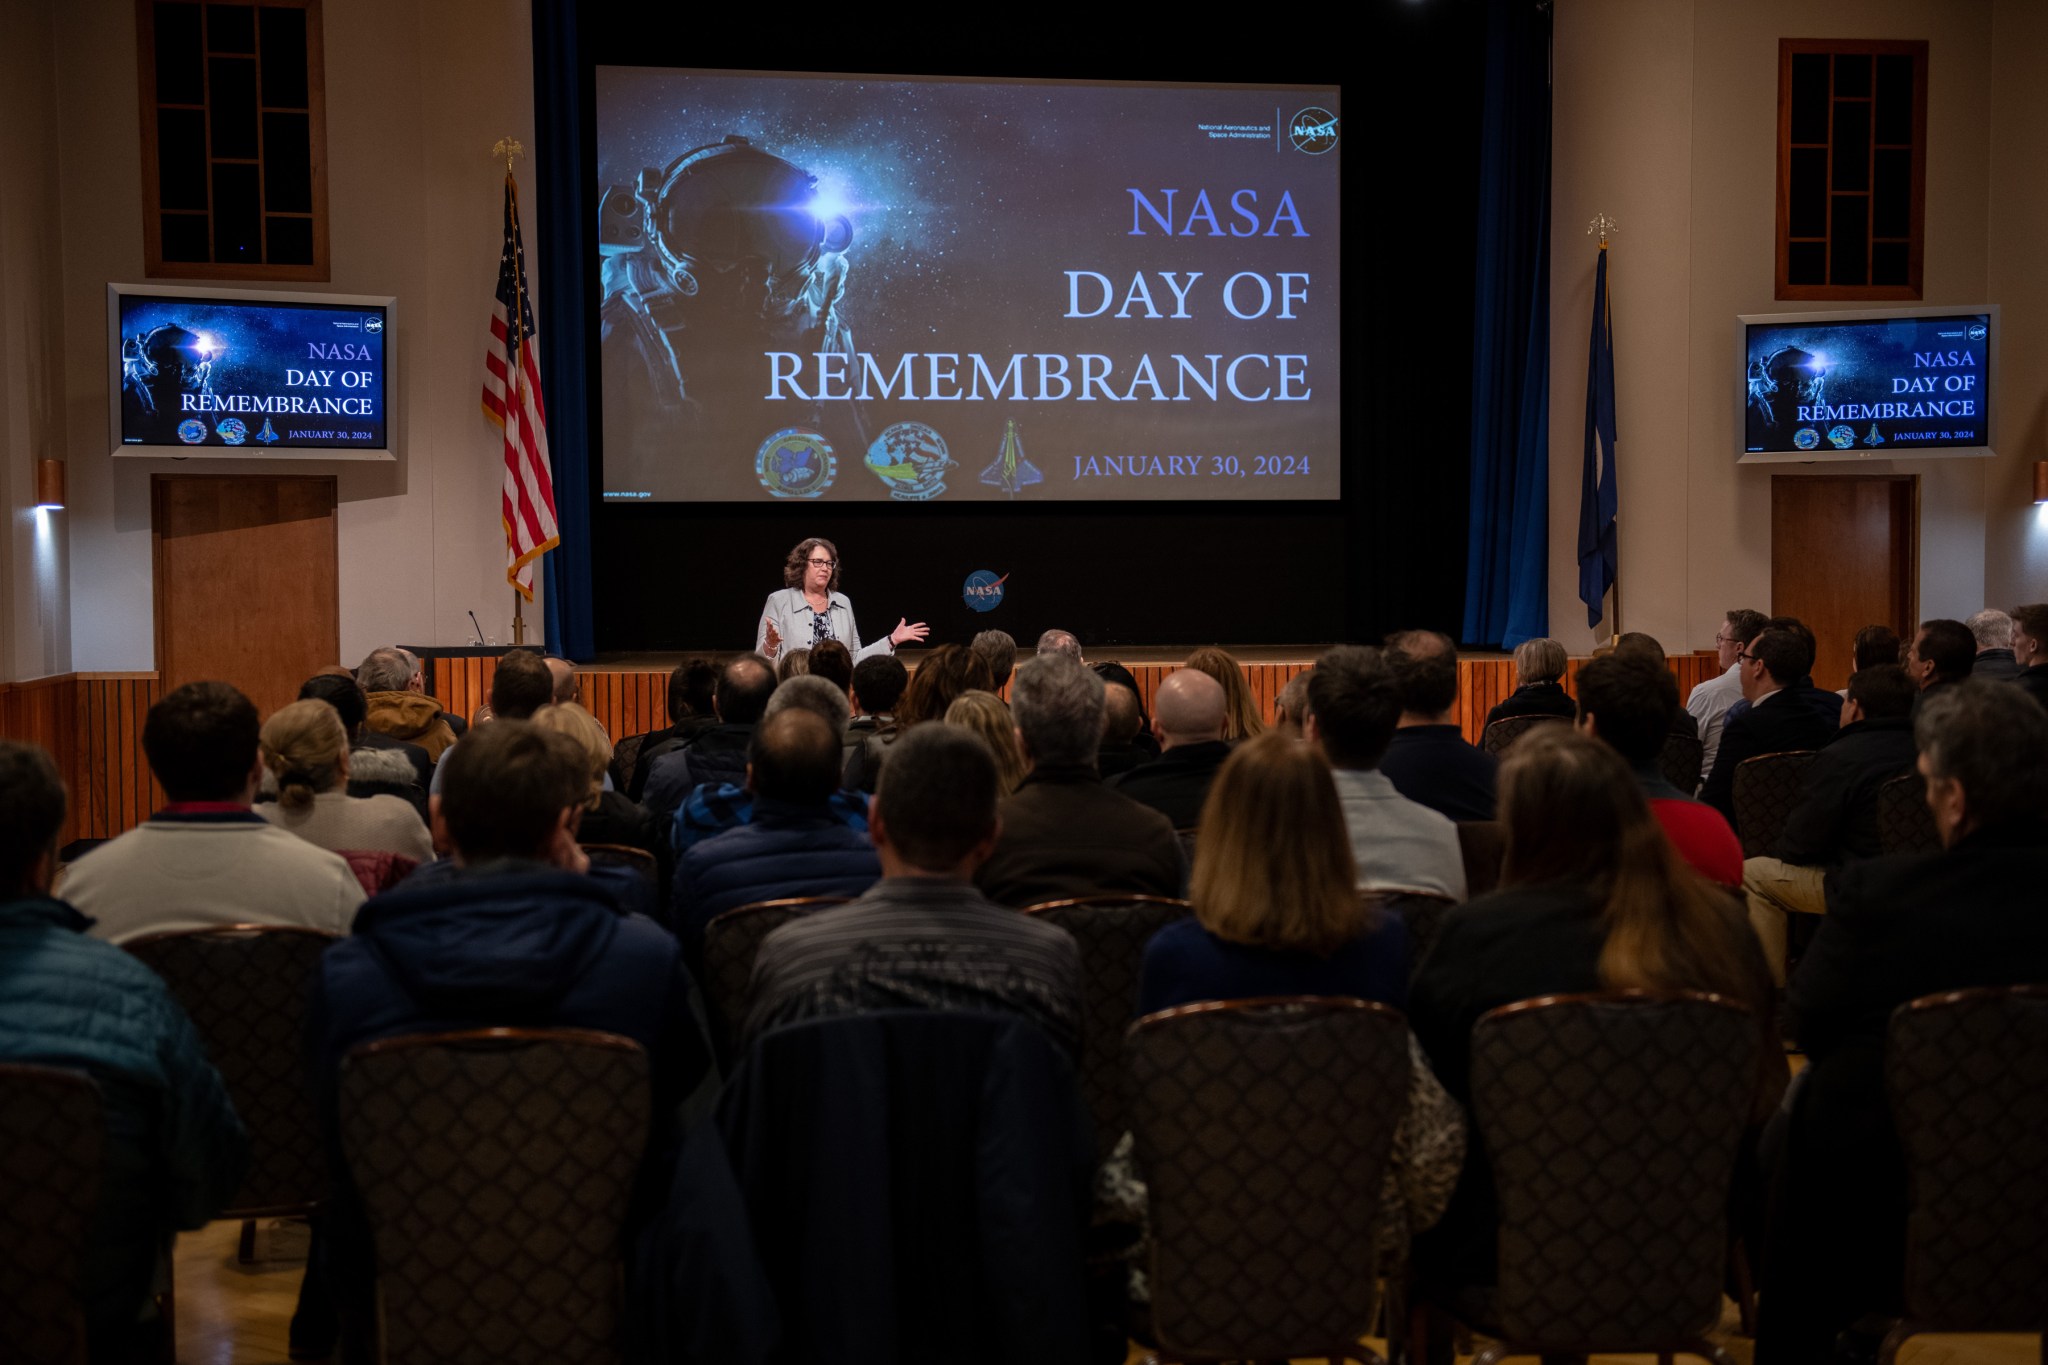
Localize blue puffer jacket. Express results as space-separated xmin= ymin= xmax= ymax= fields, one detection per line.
xmin=0 ymin=895 xmax=247 ymax=1348
xmin=672 ymin=798 xmax=882 ymax=950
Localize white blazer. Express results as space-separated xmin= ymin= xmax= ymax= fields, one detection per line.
xmin=755 ymin=588 xmax=894 ymax=663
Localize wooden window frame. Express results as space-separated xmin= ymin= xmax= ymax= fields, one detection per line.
xmin=137 ymin=0 xmax=330 ymax=281
xmin=1775 ymin=38 xmax=1927 ymax=302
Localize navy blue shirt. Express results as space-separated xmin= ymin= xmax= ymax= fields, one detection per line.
xmin=1137 ymin=913 xmax=1411 ymax=1016
xmin=1379 ymin=725 xmax=1500 ymax=822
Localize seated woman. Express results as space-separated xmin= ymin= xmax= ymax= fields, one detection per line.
xmin=1482 ymin=636 xmax=1576 ymax=728
xmin=531 ymin=701 xmax=671 ymax=900
xmin=256 ymin=698 xmax=433 ymax=863
xmin=1182 ymin=645 xmax=1265 ymax=742
xmin=944 ymin=690 xmax=1028 ymax=796
xmin=1407 ymin=726 xmax=1777 ymax=1294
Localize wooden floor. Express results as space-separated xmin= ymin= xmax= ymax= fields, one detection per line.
xmin=174 ymin=1219 xmax=2039 ymax=1365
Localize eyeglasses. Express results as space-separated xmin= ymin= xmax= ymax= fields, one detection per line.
xmin=1714 ymin=633 xmax=1738 ymax=645
xmin=1736 ymin=651 xmax=1762 ymax=665
xmin=806 ymin=557 xmax=836 ymax=568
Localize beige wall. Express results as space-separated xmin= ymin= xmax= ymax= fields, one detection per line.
xmin=1551 ymin=0 xmax=2042 ymax=658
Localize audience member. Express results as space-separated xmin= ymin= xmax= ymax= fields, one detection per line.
xmin=1902 ymin=617 xmax=1976 ymax=706
xmin=254 ymin=699 xmax=433 ymax=862
xmin=843 ymin=653 xmax=909 ymax=793
xmin=1966 ymin=608 xmax=2021 ymax=681
xmin=2013 ymin=602 xmax=2048 ymax=707
xmin=1698 ymin=624 xmax=1840 ymax=824
xmin=1036 ymin=628 xmax=1083 ymax=662
xmin=672 ymin=709 xmax=881 ymax=949
xmin=301 ymin=671 xmax=431 ymax=793
xmin=1483 ymin=637 xmax=1574 ymax=727
xmin=1272 ymin=667 xmax=1312 ymax=735
xmin=1574 ymin=653 xmax=1742 ymax=886
xmin=311 ymin=720 xmax=711 ymax=1362
xmin=1741 ymin=616 xmax=1847 ymax=729
xmin=544 ymin=654 xmax=580 ymax=705
xmin=1183 ymin=645 xmax=1265 ymax=741
xmin=1108 ymin=667 xmax=1231 ymax=828
xmin=61 ymin=682 xmax=363 ymax=942
xmin=970 ymin=628 xmax=1018 ymax=691
xmin=1612 ymin=632 xmax=1703 ymax=743
xmin=0 ymin=741 xmax=248 ymax=1362
xmin=1760 ymin=681 xmax=2048 ymax=1362
xmin=426 ymin=648 xmax=556 ymax=797
xmin=670 ymin=677 xmax=872 ymax=859
xmin=776 ymin=646 xmax=812 ymax=682
xmin=945 ymin=690 xmax=1028 ymax=794
xmin=976 ymin=655 xmax=1184 ymax=907
xmin=807 ymin=638 xmax=854 ymax=695
xmin=1092 ymin=661 xmax=1161 ymax=760
xmin=1409 ymin=728 xmax=1774 ymax=1295
xmin=1379 ymin=629 xmax=1499 ymax=821
xmin=1851 ymin=624 xmax=1902 ymax=675
xmin=641 ymin=653 xmax=777 ymax=819
xmin=1095 ymin=681 xmax=1149 ymax=778
xmin=895 ymin=642 xmax=994 ymax=727
xmin=1687 ymin=608 xmax=1769 ymax=784
xmin=626 ymin=660 xmax=721 ymax=800
xmin=745 ymin=723 xmax=1082 ymax=1049
xmin=1303 ymin=645 xmax=1466 ymax=899
xmin=531 ymin=701 xmax=667 ymax=877
xmin=355 ymin=646 xmax=457 ymax=760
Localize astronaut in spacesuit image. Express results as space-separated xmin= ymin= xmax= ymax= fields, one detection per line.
xmin=121 ymin=324 xmax=215 ymax=442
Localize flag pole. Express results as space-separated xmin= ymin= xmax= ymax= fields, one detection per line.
xmin=495 ymin=137 xmax=528 ymax=646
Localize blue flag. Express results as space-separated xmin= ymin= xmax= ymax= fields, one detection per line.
xmin=1577 ymin=245 xmax=1619 ymax=628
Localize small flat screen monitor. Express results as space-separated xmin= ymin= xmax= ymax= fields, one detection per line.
xmin=108 ymin=283 xmax=396 ymax=460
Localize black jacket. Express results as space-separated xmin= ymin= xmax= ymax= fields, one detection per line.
xmin=975 ymin=763 xmax=1184 ymax=908
xmin=841 ymin=715 xmax=900 ymax=794
xmin=1379 ymin=725 xmax=1500 ymax=823
xmin=628 ymin=716 xmax=720 ymax=801
xmin=1699 ymin=688 xmax=1840 ymax=824
xmin=355 ymin=728 xmax=432 ymax=788
xmin=1773 ymin=715 xmax=1917 ymax=867
xmin=1106 ymin=740 xmax=1231 ymax=829
xmin=1971 ymin=647 xmax=2022 ymax=682
xmin=2017 ymin=663 xmax=2048 ymax=709
xmin=1483 ymin=680 xmax=1576 ymax=728
xmin=643 ymin=723 xmax=756 ymax=819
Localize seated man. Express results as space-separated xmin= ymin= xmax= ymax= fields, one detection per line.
xmin=2014 ymin=602 xmax=2048 ymax=708
xmin=1095 ymin=682 xmax=1149 ymax=779
xmin=1966 ymin=608 xmax=2021 ymax=682
xmin=1305 ymin=645 xmax=1466 ymax=899
xmin=745 ymin=724 xmax=1082 ymax=1052
xmin=970 ymin=628 xmax=1018 ymax=692
xmin=1687 ymin=608 xmax=1769 ymax=786
xmin=672 ymin=676 xmax=871 ymax=858
xmin=842 ymin=653 xmax=909 ymax=794
xmin=61 ymin=682 xmax=364 ymax=942
xmin=1108 ymin=668 xmax=1231 ymax=827
xmin=1574 ymin=653 xmax=1742 ymax=886
xmin=643 ymin=653 xmax=777 ymax=819
xmin=1035 ymin=628 xmax=1083 ymax=662
xmin=311 ymin=720 xmax=711 ymax=1361
xmin=975 ymin=655 xmax=1184 ymax=907
xmin=426 ymin=648 xmax=556 ymax=796
xmin=1903 ymin=618 xmax=1977 ymax=713
xmin=0 ymin=741 xmax=247 ymax=1362
xmin=1379 ymin=629 xmax=1499 ymax=822
xmin=673 ymin=708 xmax=881 ymax=949
xmin=1741 ymin=663 xmax=1918 ymax=984
xmin=1699 ymin=624 xmax=1841 ymax=826
xmin=626 ymin=660 xmax=720 ymax=800
xmin=1758 ymin=681 xmax=2048 ymax=1362
xmin=1611 ymin=632 xmax=1701 ymax=742
xmin=355 ymin=647 xmax=458 ymax=760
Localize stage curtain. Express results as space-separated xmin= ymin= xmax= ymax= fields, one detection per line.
xmin=1460 ymin=0 xmax=1552 ymax=650
xmin=532 ymin=0 xmax=596 ymax=661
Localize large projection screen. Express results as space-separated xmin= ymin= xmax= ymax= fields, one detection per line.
xmin=595 ymin=68 xmax=1341 ymax=504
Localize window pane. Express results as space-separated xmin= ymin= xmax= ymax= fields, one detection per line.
xmin=1875 ymin=55 xmax=1915 ymax=144
xmin=212 ymin=163 xmax=261 ymax=263
xmin=1831 ymin=101 xmax=1869 ymax=191
xmin=209 ymin=56 xmax=258 ymax=158
xmin=1833 ymin=53 xmax=1872 ymax=98
xmin=263 ymin=112 xmax=312 ymax=212
xmin=1790 ymin=53 xmax=1830 ymax=143
xmin=207 ymin=3 xmax=255 ymax=53
xmin=161 ymin=212 xmax=211 ymax=262
xmin=154 ymin=2 xmax=204 ymax=103
xmin=1788 ymin=241 xmax=1827 ymax=286
xmin=158 ymin=108 xmax=209 ymax=211
xmin=1790 ymin=148 xmax=1828 ymax=237
xmin=1829 ymin=195 xmax=1868 ymax=285
xmin=267 ymin=215 xmax=313 ymax=264
xmin=258 ymin=6 xmax=309 ymax=108
xmin=1873 ymin=148 xmax=1911 ymax=238
xmin=1872 ymin=240 xmax=1909 ymax=287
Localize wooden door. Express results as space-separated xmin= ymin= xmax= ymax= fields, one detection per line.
xmin=153 ymin=475 xmax=339 ymax=718
xmin=1770 ymin=475 xmax=1915 ymax=691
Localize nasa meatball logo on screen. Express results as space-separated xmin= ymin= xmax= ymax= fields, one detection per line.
xmin=1290 ymin=108 xmax=1338 ymax=155
xmin=962 ymin=570 xmax=1008 ymax=613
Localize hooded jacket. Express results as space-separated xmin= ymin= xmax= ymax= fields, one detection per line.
xmin=362 ymin=690 xmax=458 ymax=761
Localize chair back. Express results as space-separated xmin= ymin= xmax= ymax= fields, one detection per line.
xmin=1656 ymin=729 xmax=1704 ymax=795
xmin=125 ymin=925 xmax=336 ymax=1215
xmin=0 ymin=1065 xmax=102 ymax=1365
xmin=1126 ymin=997 xmax=1411 ymax=1361
xmin=608 ymin=732 xmax=646 ymax=795
xmin=700 ymin=896 xmax=850 ymax=1064
xmin=1456 ymin=820 xmax=1506 ymax=898
xmin=1470 ymin=990 xmax=1756 ymax=1353
xmin=580 ymin=843 xmax=658 ymax=884
xmin=1480 ymin=713 xmax=1569 ymax=755
xmin=1876 ymin=772 xmax=1941 ymax=855
xmin=1367 ymin=891 xmax=1457 ymax=981
xmin=1887 ymin=985 xmax=2048 ymax=1333
xmin=1731 ymin=750 xmax=1817 ymax=857
xmin=1175 ymin=827 xmax=1199 ymax=867
xmin=338 ymin=1028 xmax=650 ymax=1365
xmin=1022 ymin=894 xmax=1193 ymax=1161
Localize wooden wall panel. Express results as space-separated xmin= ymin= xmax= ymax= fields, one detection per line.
xmin=0 ymin=674 xmax=162 ymax=844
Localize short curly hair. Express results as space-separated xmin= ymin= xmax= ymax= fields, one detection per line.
xmin=782 ymin=537 xmax=842 ymax=593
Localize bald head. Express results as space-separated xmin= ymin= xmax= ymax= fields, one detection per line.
xmin=545 ymin=656 xmax=577 ymax=704
xmin=1154 ymin=667 xmax=1227 ymax=748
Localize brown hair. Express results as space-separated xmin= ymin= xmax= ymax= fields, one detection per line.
xmin=808 ymin=638 xmax=854 ymax=694
xmin=1191 ymin=731 xmax=1363 ymax=955
xmin=782 ymin=537 xmax=841 ymax=593
xmin=260 ymin=699 xmax=349 ymax=811
xmin=1498 ymin=728 xmax=1766 ymax=1015
xmin=529 ymin=702 xmax=613 ymax=809
xmin=944 ymin=690 xmax=1027 ymax=795
xmin=1184 ymin=645 xmax=1265 ymax=741
xmin=897 ymin=644 xmax=995 ymax=727
xmin=776 ymin=647 xmax=812 ymax=683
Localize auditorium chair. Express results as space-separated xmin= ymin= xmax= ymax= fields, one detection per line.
xmin=1455 ymin=821 xmax=1506 ymax=898
xmin=1658 ymin=729 xmax=1706 ymax=796
xmin=338 ymin=1028 xmax=650 ymax=1365
xmin=580 ymin=842 xmax=658 ymax=885
xmin=340 ymin=848 xmax=419 ymax=896
xmin=1879 ymin=984 xmax=2048 ymax=1364
xmin=1731 ymin=751 xmax=1818 ymax=858
xmin=1125 ymin=997 xmax=1410 ymax=1364
xmin=607 ymin=732 xmax=646 ymax=795
xmin=699 ymin=896 xmax=851 ymax=1065
xmin=1478 ymin=713 xmax=1569 ymax=756
xmin=1366 ymin=890 xmax=1456 ymax=982
xmin=1022 ymin=893 xmax=1193 ymax=1161
xmin=1876 ymin=771 xmax=1942 ymax=855
xmin=0 ymin=1064 xmax=103 ymax=1365
xmin=1411 ymin=990 xmax=1756 ymax=1365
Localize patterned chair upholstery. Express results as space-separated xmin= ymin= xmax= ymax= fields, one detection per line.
xmin=580 ymin=843 xmax=658 ymax=885
xmin=1456 ymin=820 xmax=1506 ymax=898
xmin=0 ymin=1065 xmax=102 ymax=1365
xmin=1126 ymin=997 xmax=1409 ymax=1364
xmin=1367 ymin=891 xmax=1457 ymax=982
xmin=1879 ymin=985 xmax=2048 ymax=1362
xmin=1479 ymin=713 xmax=1569 ymax=756
xmin=1658 ymin=729 xmax=1705 ymax=795
xmin=1731 ymin=750 xmax=1818 ymax=858
xmin=700 ymin=897 xmax=849 ymax=1066
xmin=1447 ymin=991 xmax=1755 ymax=1364
xmin=1876 ymin=772 xmax=1941 ymax=855
xmin=338 ymin=1028 xmax=650 ymax=1365
xmin=607 ymin=732 xmax=646 ymax=795
xmin=126 ymin=925 xmax=337 ymax=1216
xmin=1022 ymin=894 xmax=1192 ymax=1162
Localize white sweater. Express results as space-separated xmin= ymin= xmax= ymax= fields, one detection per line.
xmin=256 ymin=790 xmax=434 ymax=863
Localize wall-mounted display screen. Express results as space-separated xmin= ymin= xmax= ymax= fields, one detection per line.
xmin=1738 ymin=306 xmax=1995 ymax=464
xmin=108 ymin=284 xmax=395 ymax=460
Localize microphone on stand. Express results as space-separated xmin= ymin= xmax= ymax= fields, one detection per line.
xmin=468 ymin=611 xmax=487 ymax=646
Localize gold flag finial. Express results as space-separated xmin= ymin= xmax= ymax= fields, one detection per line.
xmin=1586 ymin=212 xmax=1620 ymax=250
xmin=492 ymin=138 xmax=524 ymax=175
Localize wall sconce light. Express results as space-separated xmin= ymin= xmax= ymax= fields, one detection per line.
xmin=34 ymin=458 xmax=66 ymax=510
xmin=2035 ymin=460 xmax=2048 ymax=505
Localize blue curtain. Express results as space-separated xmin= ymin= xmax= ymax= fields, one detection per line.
xmin=532 ymin=0 xmax=595 ymax=659
xmin=1460 ymin=0 xmax=1552 ymax=650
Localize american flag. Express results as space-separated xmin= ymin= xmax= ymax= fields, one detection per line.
xmin=482 ymin=174 xmax=558 ymax=601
